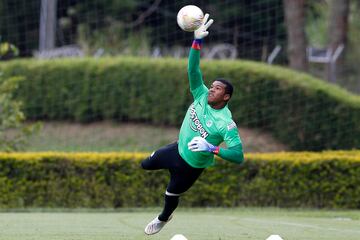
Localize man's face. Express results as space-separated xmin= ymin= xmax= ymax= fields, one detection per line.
xmin=207 ymin=81 xmax=230 ymax=106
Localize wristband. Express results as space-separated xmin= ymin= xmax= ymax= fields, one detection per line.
xmin=191 ymin=39 xmax=203 ymax=50
xmin=211 ymin=146 xmax=220 ymax=155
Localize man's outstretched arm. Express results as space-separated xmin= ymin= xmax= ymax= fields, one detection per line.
xmin=217 ymin=144 xmax=244 ymax=164
xmin=187 ymin=14 xmax=213 ymax=91
xmin=188 ymin=137 xmax=244 ymax=164
xmin=188 ymin=40 xmax=203 ymax=91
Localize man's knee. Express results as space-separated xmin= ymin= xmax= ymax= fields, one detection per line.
xmin=141 ymin=158 xmax=150 ymax=169
xmin=165 ymin=190 xmax=181 ymax=197
xmin=141 ymin=151 xmax=156 ymax=170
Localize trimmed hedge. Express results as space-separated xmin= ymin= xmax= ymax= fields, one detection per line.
xmin=0 ymin=151 xmax=359 ymax=209
xmin=0 ymin=57 xmax=360 ymax=150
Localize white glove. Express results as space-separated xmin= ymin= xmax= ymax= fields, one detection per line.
xmin=194 ymin=13 xmax=214 ymax=39
xmin=188 ymin=136 xmax=218 ymax=153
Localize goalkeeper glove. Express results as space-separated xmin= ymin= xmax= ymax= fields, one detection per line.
xmin=188 ymin=136 xmax=220 ymax=154
xmin=194 ymin=13 xmax=214 ymax=39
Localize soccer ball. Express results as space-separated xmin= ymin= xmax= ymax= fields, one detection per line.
xmin=177 ymin=5 xmax=204 ymax=32
xmin=170 ymin=234 xmax=188 ymax=240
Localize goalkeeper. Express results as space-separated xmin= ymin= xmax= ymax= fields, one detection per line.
xmin=142 ymin=13 xmax=244 ymax=235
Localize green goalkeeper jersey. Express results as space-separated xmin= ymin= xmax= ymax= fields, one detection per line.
xmin=178 ymin=41 xmax=243 ymax=168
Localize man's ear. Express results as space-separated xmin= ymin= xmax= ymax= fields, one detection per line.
xmin=223 ymin=94 xmax=230 ymax=102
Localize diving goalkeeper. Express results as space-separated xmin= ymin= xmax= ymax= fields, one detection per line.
xmin=141 ymin=13 xmax=244 ymax=235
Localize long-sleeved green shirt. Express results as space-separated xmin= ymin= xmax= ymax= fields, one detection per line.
xmin=178 ymin=40 xmax=244 ymax=168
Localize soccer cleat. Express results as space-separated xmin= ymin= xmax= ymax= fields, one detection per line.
xmin=144 ymin=215 xmax=172 ymax=235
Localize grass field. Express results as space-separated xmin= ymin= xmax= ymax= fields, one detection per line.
xmin=0 ymin=208 xmax=359 ymax=240
xmin=16 ymin=122 xmax=287 ymax=152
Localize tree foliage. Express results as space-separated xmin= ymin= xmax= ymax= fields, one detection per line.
xmin=0 ymin=0 xmax=285 ymax=60
xmin=0 ymin=74 xmax=41 ymax=152
xmin=0 ymin=41 xmax=40 ymax=151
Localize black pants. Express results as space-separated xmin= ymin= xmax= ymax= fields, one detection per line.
xmin=141 ymin=142 xmax=204 ymax=194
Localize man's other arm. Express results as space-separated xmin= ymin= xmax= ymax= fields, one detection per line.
xmin=187 ymin=14 xmax=213 ymax=91
xmin=217 ymin=144 xmax=244 ymax=164
xmin=188 ymin=40 xmax=204 ymax=91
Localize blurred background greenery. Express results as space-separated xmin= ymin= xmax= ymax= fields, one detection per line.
xmin=0 ymin=0 xmax=359 ymax=152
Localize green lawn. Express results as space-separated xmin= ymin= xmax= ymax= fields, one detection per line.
xmin=17 ymin=122 xmax=287 ymax=152
xmin=0 ymin=208 xmax=359 ymax=240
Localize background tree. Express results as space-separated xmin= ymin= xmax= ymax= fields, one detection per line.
xmin=0 ymin=44 xmax=40 ymax=151
xmin=39 ymin=0 xmax=58 ymax=51
xmin=0 ymin=0 xmax=285 ymax=61
xmin=283 ymin=0 xmax=308 ymax=72
xmin=327 ymin=0 xmax=350 ymax=83
xmin=0 ymin=0 xmax=40 ymax=56
xmin=0 ymin=75 xmax=34 ymax=151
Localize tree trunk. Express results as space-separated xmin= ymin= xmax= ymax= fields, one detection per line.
xmin=327 ymin=0 xmax=349 ymax=83
xmin=283 ymin=0 xmax=308 ymax=72
xmin=39 ymin=0 xmax=58 ymax=51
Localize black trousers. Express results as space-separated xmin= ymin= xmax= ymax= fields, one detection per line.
xmin=141 ymin=142 xmax=204 ymax=194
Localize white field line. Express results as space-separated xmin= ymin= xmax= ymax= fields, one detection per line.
xmin=242 ymin=218 xmax=360 ymax=234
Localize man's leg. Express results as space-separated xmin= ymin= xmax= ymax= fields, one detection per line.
xmin=141 ymin=142 xmax=177 ymax=170
xmin=144 ymin=148 xmax=204 ymax=235
xmin=158 ymin=191 xmax=180 ymax=221
xmin=142 ymin=142 xmax=180 ymax=235
xmin=144 ymin=191 xmax=179 ymax=235
xmin=160 ymin=164 xmax=204 ymax=219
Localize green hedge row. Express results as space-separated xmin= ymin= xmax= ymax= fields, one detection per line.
xmin=1 ymin=57 xmax=360 ymax=150
xmin=0 ymin=151 xmax=359 ymax=209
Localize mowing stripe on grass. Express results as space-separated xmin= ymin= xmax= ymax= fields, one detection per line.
xmin=0 ymin=208 xmax=359 ymax=240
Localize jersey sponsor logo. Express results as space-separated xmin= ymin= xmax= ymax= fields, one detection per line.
xmin=227 ymin=121 xmax=237 ymax=131
xmin=189 ymin=104 xmax=209 ymax=138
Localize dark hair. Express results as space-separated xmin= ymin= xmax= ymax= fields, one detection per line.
xmin=215 ymin=78 xmax=233 ymax=98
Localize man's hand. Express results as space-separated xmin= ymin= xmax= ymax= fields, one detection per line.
xmin=194 ymin=13 xmax=214 ymax=39
xmin=188 ymin=136 xmax=219 ymax=153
